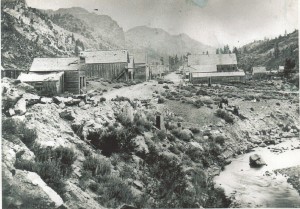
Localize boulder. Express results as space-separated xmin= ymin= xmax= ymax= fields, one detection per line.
xmin=8 ymin=108 xmax=15 ymax=116
xmin=65 ymin=98 xmax=81 ymax=106
xmin=14 ymin=98 xmax=26 ymax=115
xmin=59 ymin=103 xmax=66 ymax=109
xmin=59 ymin=109 xmax=75 ymax=121
xmin=78 ymin=101 xmax=85 ymax=107
xmin=40 ymin=97 xmax=53 ymax=104
xmin=259 ymin=142 xmax=267 ymax=147
xmin=2 ymin=169 xmax=63 ymax=209
xmin=249 ymin=154 xmax=266 ymax=167
xmin=22 ymin=93 xmax=40 ymax=106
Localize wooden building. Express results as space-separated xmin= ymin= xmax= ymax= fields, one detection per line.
xmin=28 ymin=57 xmax=85 ymax=94
xmin=1 ymin=66 xmax=25 ymax=79
xmin=188 ymin=54 xmax=238 ymax=72
xmin=187 ymin=53 xmax=243 ymax=84
xmin=190 ymin=71 xmax=245 ymax=84
xmin=131 ymin=52 xmax=150 ymax=81
xmin=149 ymin=64 xmax=168 ymax=79
xmin=18 ymin=72 xmax=64 ymax=96
xmin=80 ymin=50 xmax=130 ymax=81
xmin=252 ymin=67 xmax=268 ymax=79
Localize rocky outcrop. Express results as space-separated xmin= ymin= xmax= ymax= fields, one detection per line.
xmin=249 ymin=154 xmax=266 ymax=167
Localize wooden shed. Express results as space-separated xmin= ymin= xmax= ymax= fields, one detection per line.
xmin=80 ymin=50 xmax=130 ymax=81
xmin=29 ymin=57 xmax=85 ymax=94
xmin=1 ymin=66 xmax=25 ymax=79
xmin=18 ymin=72 xmax=64 ymax=96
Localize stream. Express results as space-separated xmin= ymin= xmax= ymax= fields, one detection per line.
xmin=214 ymin=138 xmax=300 ymax=208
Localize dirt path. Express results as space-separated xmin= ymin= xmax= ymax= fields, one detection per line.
xmin=100 ymin=80 xmax=159 ymax=100
xmin=164 ymin=72 xmax=184 ymax=84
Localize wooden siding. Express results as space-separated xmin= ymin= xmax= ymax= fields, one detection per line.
xmin=25 ymin=81 xmax=61 ymax=96
xmin=83 ymin=63 xmax=127 ymax=80
xmin=217 ymin=64 xmax=237 ymax=72
xmin=191 ymin=76 xmax=244 ymax=84
xmin=2 ymin=70 xmax=23 ymax=79
xmin=64 ymin=70 xmax=86 ymax=94
xmin=134 ymin=66 xmax=147 ymax=81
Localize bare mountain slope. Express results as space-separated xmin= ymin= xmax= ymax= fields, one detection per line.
xmin=125 ymin=26 xmax=215 ymax=62
xmin=44 ymin=7 xmax=125 ymax=49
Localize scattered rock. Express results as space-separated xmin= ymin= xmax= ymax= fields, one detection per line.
xmin=8 ymin=108 xmax=15 ymax=116
xmin=78 ymin=101 xmax=85 ymax=107
xmin=40 ymin=97 xmax=53 ymax=104
xmin=59 ymin=109 xmax=75 ymax=121
xmin=259 ymin=142 xmax=267 ymax=147
xmin=14 ymin=98 xmax=26 ymax=115
xmin=59 ymin=103 xmax=66 ymax=109
xmin=22 ymin=93 xmax=40 ymax=106
xmin=249 ymin=154 xmax=266 ymax=167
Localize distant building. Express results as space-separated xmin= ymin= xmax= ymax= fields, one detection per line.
xmin=80 ymin=50 xmax=130 ymax=81
xmin=25 ymin=57 xmax=85 ymax=94
xmin=188 ymin=54 xmax=238 ymax=72
xmin=131 ymin=52 xmax=150 ymax=81
xmin=187 ymin=53 xmax=244 ymax=84
xmin=252 ymin=66 xmax=268 ymax=79
xmin=278 ymin=66 xmax=285 ymax=73
xmin=149 ymin=64 xmax=168 ymax=79
xmin=18 ymin=72 xmax=64 ymax=96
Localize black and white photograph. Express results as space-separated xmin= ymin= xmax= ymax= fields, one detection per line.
xmin=1 ymin=0 xmax=299 ymax=208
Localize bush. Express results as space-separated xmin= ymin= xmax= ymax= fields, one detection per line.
xmin=214 ymin=135 xmax=226 ymax=145
xmin=215 ymin=109 xmax=234 ymax=124
xmin=156 ymin=130 xmax=167 ymax=141
xmin=100 ymin=97 xmax=106 ymax=102
xmin=190 ymin=127 xmax=200 ymax=134
xmin=196 ymin=89 xmax=208 ymax=96
xmin=158 ymin=97 xmax=165 ymax=104
xmin=2 ymin=118 xmax=37 ymax=147
xmin=83 ymin=155 xmax=111 ymax=177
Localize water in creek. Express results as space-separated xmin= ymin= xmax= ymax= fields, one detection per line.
xmin=214 ymin=138 xmax=300 ymax=208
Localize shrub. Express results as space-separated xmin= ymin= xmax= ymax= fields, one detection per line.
xmin=2 ymin=118 xmax=37 ymax=147
xmin=89 ymin=182 xmax=100 ymax=192
xmin=83 ymin=155 xmax=111 ymax=177
xmin=196 ymin=89 xmax=208 ymax=96
xmin=158 ymin=97 xmax=165 ymax=104
xmin=100 ymin=176 xmax=134 ymax=208
xmin=194 ymin=100 xmax=204 ymax=108
xmin=169 ymin=145 xmax=180 ymax=155
xmin=100 ymin=97 xmax=106 ymax=102
xmin=156 ymin=130 xmax=167 ymax=141
xmin=215 ymin=109 xmax=234 ymax=124
xmin=190 ymin=127 xmax=200 ymax=134
xmin=214 ymin=135 xmax=226 ymax=145
xmin=163 ymin=85 xmax=169 ymax=89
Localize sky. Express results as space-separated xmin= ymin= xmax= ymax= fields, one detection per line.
xmin=26 ymin=0 xmax=298 ymax=47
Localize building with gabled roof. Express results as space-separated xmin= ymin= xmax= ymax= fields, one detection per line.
xmin=80 ymin=50 xmax=130 ymax=81
xmin=28 ymin=57 xmax=85 ymax=94
xmin=188 ymin=54 xmax=238 ymax=72
xmin=252 ymin=66 xmax=268 ymax=79
xmin=187 ymin=53 xmax=242 ymax=84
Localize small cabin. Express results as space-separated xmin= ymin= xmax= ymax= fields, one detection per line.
xmin=131 ymin=52 xmax=149 ymax=81
xmin=18 ymin=72 xmax=64 ymax=96
xmin=252 ymin=67 xmax=268 ymax=79
xmin=27 ymin=57 xmax=85 ymax=94
xmin=80 ymin=50 xmax=130 ymax=81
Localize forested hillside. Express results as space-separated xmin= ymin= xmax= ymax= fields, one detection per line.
xmin=237 ymin=30 xmax=298 ymax=72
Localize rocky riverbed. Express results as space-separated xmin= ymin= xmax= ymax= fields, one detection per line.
xmin=275 ymin=166 xmax=300 ymax=195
